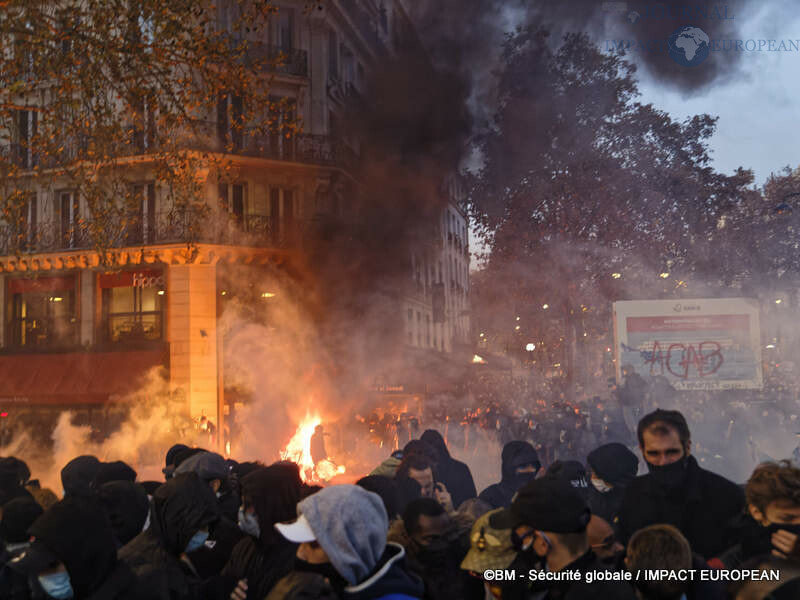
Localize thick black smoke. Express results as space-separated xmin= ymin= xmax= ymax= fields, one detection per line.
xmin=410 ymin=0 xmax=778 ymax=100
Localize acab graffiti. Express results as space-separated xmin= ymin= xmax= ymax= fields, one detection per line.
xmin=640 ymin=341 xmax=725 ymax=379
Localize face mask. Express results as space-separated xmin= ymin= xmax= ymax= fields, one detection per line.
xmin=745 ymin=523 xmax=800 ymax=557
xmin=37 ymin=571 xmax=74 ymax=600
xmin=591 ymin=477 xmax=613 ymax=493
xmin=647 ymin=456 xmax=688 ymax=487
xmin=512 ymin=470 xmax=537 ymax=490
xmin=294 ymin=557 xmax=348 ymax=593
xmin=417 ymin=540 xmax=450 ymax=568
xmin=215 ymin=491 xmax=223 ymax=499
xmin=238 ymin=508 xmax=261 ymax=538
xmin=185 ymin=530 xmax=209 ymax=553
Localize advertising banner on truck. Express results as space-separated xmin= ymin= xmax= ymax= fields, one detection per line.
xmin=613 ymin=298 xmax=762 ymax=390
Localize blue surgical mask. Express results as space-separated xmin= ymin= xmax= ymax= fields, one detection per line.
xmin=38 ymin=571 xmax=74 ymax=600
xmin=238 ymin=507 xmax=261 ymax=538
xmin=185 ymin=530 xmax=209 ymax=553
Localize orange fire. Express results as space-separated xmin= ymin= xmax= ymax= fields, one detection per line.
xmin=280 ymin=414 xmax=346 ymax=483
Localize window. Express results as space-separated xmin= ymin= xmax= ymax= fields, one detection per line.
xmin=13 ymin=193 xmax=38 ymax=252
xmin=56 ymin=190 xmax=80 ymax=249
xmin=379 ymin=4 xmax=388 ymax=33
xmin=277 ymin=8 xmax=294 ymax=50
xmin=357 ymin=63 xmax=365 ymax=87
xmin=341 ymin=45 xmax=354 ymax=85
xmin=426 ymin=314 xmax=431 ymax=346
xmin=127 ymin=183 xmax=156 ymax=245
xmin=219 ymin=182 xmax=247 ymax=226
xmin=217 ymin=0 xmax=242 ymax=35
xmin=8 ymin=277 xmax=77 ymax=348
xmin=100 ymin=270 xmax=165 ymax=343
xmin=269 ymin=188 xmax=296 ymax=245
xmin=328 ymin=30 xmax=338 ymax=79
xmin=130 ymin=93 xmax=157 ymax=153
xmin=407 ymin=308 xmax=413 ymax=321
xmin=14 ymin=109 xmax=37 ymax=169
xmin=217 ymin=93 xmax=244 ymax=150
xmin=267 ymin=96 xmax=297 ymax=159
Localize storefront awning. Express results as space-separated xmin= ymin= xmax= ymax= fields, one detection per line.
xmin=0 ymin=349 xmax=168 ymax=405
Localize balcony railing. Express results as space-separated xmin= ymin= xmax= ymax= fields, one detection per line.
xmin=0 ymin=211 xmax=322 ymax=255
xmin=184 ymin=121 xmax=359 ymax=172
xmin=241 ymin=43 xmax=308 ymax=77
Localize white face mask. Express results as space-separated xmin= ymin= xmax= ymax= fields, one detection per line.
xmin=591 ymin=477 xmax=613 ymax=493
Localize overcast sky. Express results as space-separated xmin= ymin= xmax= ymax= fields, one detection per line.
xmin=621 ymin=2 xmax=800 ymax=185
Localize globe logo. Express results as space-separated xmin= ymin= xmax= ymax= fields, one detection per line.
xmin=668 ymin=26 xmax=710 ymax=66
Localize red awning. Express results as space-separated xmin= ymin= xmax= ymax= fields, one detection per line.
xmin=0 ymin=349 xmax=168 ymax=405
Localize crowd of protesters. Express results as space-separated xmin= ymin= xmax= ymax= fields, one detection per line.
xmin=3 ymin=402 xmax=800 ymax=598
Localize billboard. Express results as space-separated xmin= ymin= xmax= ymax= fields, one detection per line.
xmin=613 ymin=298 xmax=762 ymax=391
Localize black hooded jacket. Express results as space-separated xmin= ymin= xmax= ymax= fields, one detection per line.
xmin=419 ymin=430 xmax=476 ymax=509
xmin=119 ymin=473 xmax=218 ymax=600
xmin=98 ymin=481 xmax=150 ymax=548
xmin=61 ymin=456 xmax=102 ymax=499
xmin=0 ymin=457 xmax=33 ymax=506
xmin=478 ymin=441 xmax=540 ymax=509
xmin=220 ymin=464 xmax=302 ymax=599
xmin=9 ymin=497 xmax=149 ymax=600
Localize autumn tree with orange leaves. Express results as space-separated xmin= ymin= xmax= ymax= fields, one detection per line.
xmin=0 ymin=0 xmax=297 ymax=255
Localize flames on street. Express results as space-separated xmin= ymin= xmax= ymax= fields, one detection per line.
xmin=280 ymin=413 xmax=345 ymax=483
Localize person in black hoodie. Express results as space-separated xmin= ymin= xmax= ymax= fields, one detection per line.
xmin=0 ymin=497 xmax=43 ymax=568
xmin=0 ymin=457 xmax=33 ymax=505
xmin=94 ymin=462 xmax=138 ymax=487
xmin=419 ymin=430 xmax=476 ymax=510
xmin=222 ymin=463 xmax=303 ymax=599
xmin=98 ymin=481 xmax=150 ymax=548
xmin=4 ymin=497 xmax=150 ymax=600
xmin=173 ymin=451 xmax=243 ymax=577
xmin=61 ymin=456 xmax=102 ymax=499
xmin=586 ymin=442 xmax=638 ymax=530
xmin=478 ymin=441 xmax=541 ymax=509
xmin=119 ymin=472 xmax=218 ymax=600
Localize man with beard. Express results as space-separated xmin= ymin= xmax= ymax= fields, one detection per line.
xmin=586 ymin=442 xmax=638 ymax=530
xmin=491 ymin=477 xmax=636 ymax=599
xmin=479 ymin=441 xmax=541 ymax=509
xmin=619 ymin=409 xmax=744 ymax=559
xmin=715 ymin=460 xmax=800 ymax=568
xmin=387 ymin=498 xmax=472 ymax=600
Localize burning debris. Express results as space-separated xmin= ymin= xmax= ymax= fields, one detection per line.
xmin=279 ymin=414 xmax=346 ymax=484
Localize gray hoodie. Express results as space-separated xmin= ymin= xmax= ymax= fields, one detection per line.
xmin=298 ymin=484 xmax=388 ymax=585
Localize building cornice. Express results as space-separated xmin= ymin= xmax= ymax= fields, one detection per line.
xmin=0 ymin=243 xmax=293 ymax=273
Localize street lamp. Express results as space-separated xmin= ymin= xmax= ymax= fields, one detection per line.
xmin=526 ymin=343 xmax=536 ymax=352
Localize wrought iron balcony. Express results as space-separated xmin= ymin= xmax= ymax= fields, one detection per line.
xmin=0 ymin=211 xmax=321 ymax=256
xmin=184 ymin=121 xmax=359 ymax=172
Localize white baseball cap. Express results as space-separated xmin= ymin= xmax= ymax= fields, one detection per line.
xmin=274 ymin=514 xmax=316 ymax=543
